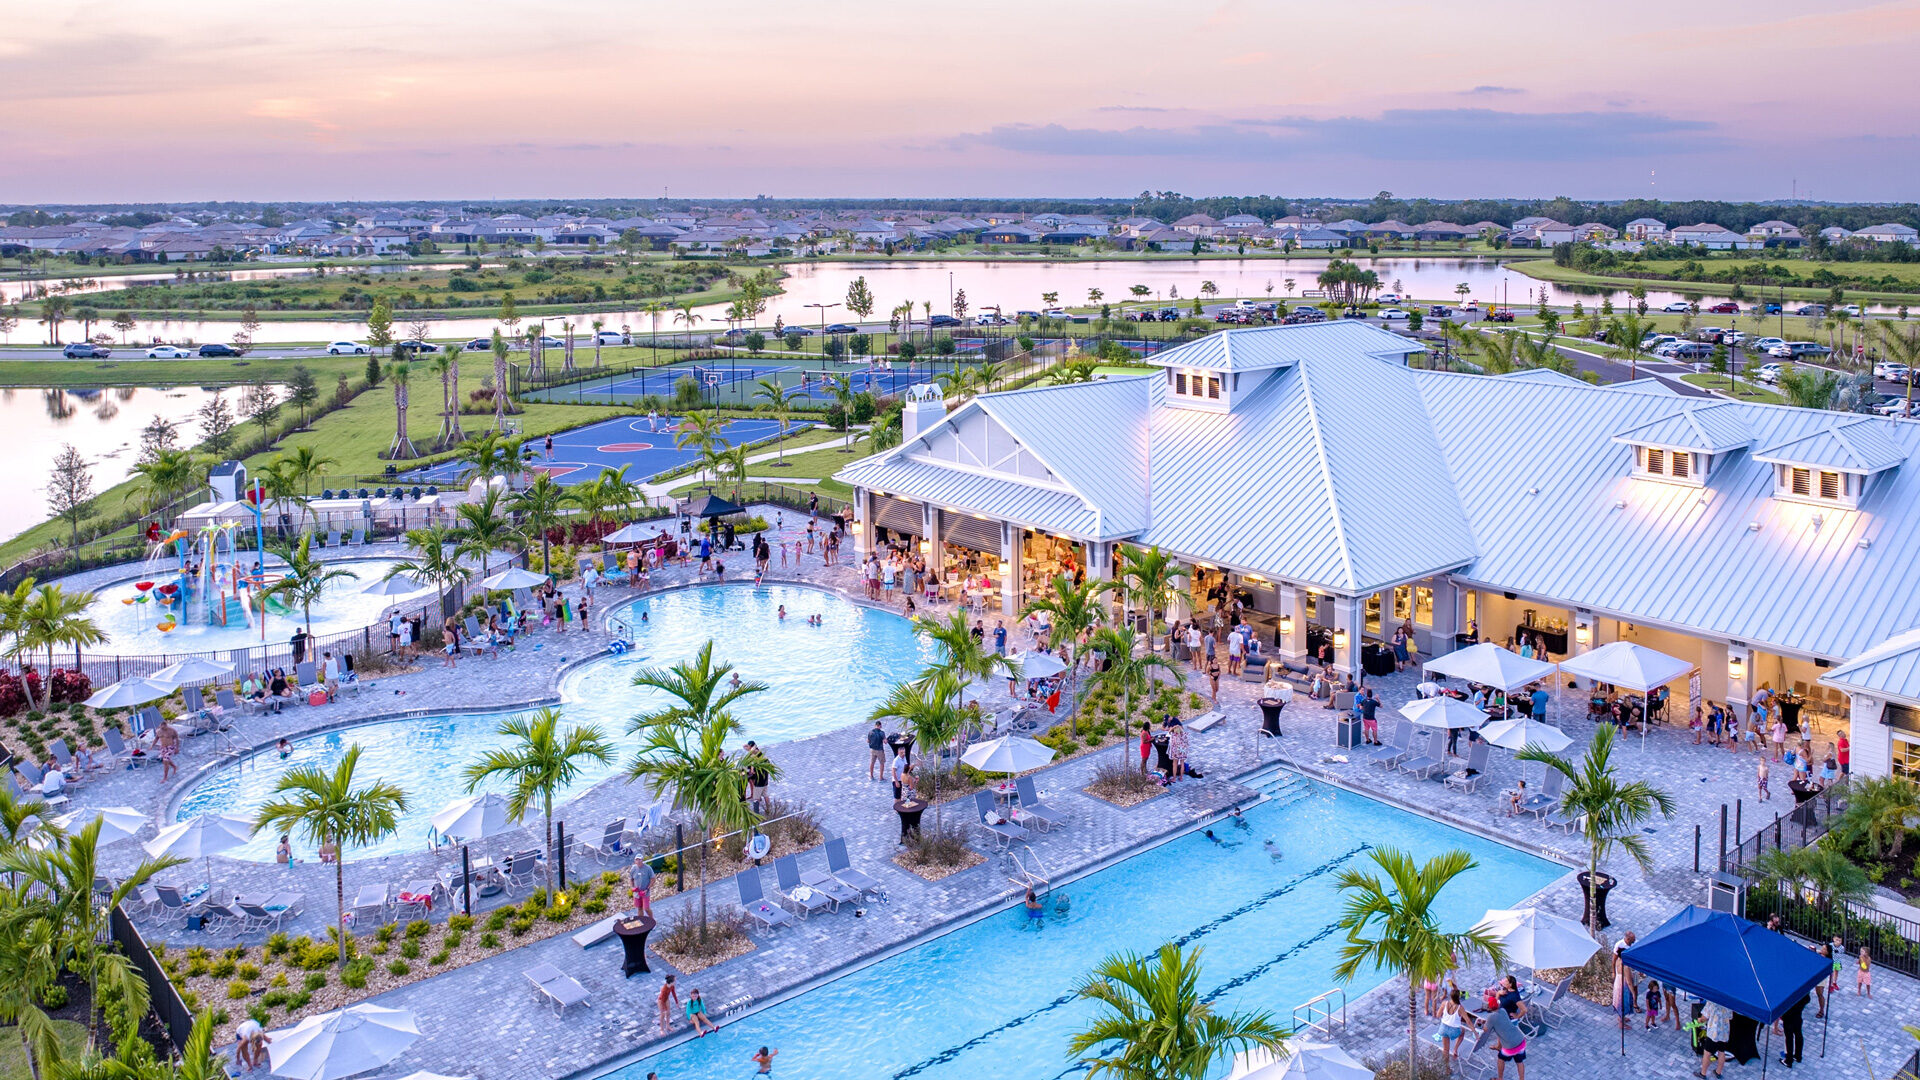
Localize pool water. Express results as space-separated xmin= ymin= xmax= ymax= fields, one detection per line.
xmin=92 ymin=558 xmax=421 ymax=655
xmin=178 ymin=584 xmax=933 ymax=860
xmin=559 ymin=583 xmax=938 ymax=742
xmin=609 ymin=777 xmax=1565 ymax=1080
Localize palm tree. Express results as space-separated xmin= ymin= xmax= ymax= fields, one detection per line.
xmin=386 ymin=359 xmax=416 ymax=460
xmin=12 ymin=585 xmax=103 ymax=711
xmin=253 ymin=745 xmax=409 ymax=963
xmin=0 ymin=911 xmax=62 ymax=1080
xmin=1050 ymin=358 xmax=1101 ymax=385
xmin=1479 ymin=329 xmax=1523 ymax=375
xmin=1022 ymin=573 xmax=1108 ymax=729
xmin=822 ymin=374 xmax=857 ymax=449
xmin=490 ymin=329 xmax=512 ymax=431
xmin=285 ymin=445 xmax=338 ymax=499
xmin=1752 ymin=840 xmax=1872 ymax=911
xmin=1080 ymin=626 xmax=1184 ymax=708
xmin=427 ymin=350 xmax=459 ymax=450
xmin=387 ymin=526 xmax=473 ymax=617
xmin=673 ymin=410 xmax=727 ymax=458
xmin=456 ymin=430 xmax=522 ymax=488
xmin=1777 ymin=364 xmax=1840 ymax=410
xmin=265 ymin=534 xmax=360 ymax=636
xmin=254 ymin=459 xmax=305 ymax=534
xmin=627 ymin=640 xmax=766 ymax=733
xmin=1607 ymin=313 xmax=1653 ymax=380
xmin=1876 ymin=321 xmax=1920 ymax=414
xmin=511 ymin=473 xmax=570 ymax=571
xmin=752 ymin=378 xmax=802 ymax=466
xmin=868 ymin=670 xmax=968 ymax=824
xmin=915 ymin=609 xmax=1016 ymax=686
xmin=673 ymin=303 xmax=703 ymax=348
xmin=1112 ymin=545 xmax=1185 ymax=650
xmin=125 ymin=449 xmax=202 ymax=524
xmin=463 ymin=707 xmax=612 ymax=892
xmin=626 ymin=714 xmax=767 ymax=942
xmin=38 ymin=294 xmax=70 ymax=345
xmin=1067 ymin=943 xmax=1286 ymax=1080
xmin=1517 ymin=332 xmax=1575 ymax=374
xmin=2 ymin=818 xmax=183 ymax=1046
xmin=1518 ymin=723 xmax=1675 ymax=928
xmin=453 ymin=486 xmax=517 ymax=578
xmin=1832 ymin=775 xmax=1920 ymax=859
xmin=1333 ymin=848 xmax=1506 ymax=1080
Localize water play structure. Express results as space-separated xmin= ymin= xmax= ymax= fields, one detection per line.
xmin=128 ymin=462 xmax=273 ymax=638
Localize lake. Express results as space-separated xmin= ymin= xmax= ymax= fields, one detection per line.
xmin=0 ymin=385 xmax=272 ymax=547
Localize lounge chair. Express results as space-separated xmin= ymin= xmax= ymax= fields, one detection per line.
xmin=1458 ymin=1020 xmax=1499 ymax=1080
xmin=1399 ymin=731 xmax=1447 ymax=780
xmin=295 ymin=662 xmax=319 ymax=691
xmin=1542 ymin=800 xmax=1586 ymax=833
xmin=152 ymin=884 xmax=206 ymax=927
xmin=1442 ymin=741 xmax=1492 ymax=793
xmin=734 ymin=869 xmax=795 ymax=932
xmin=239 ymin=893 xmax=303 ymax=931
xmin=199 ymin=902 xmax=248 ymax=934
xmin=46 ymin=739 xmax=90 ymax=782
xmin=214 ymin=688 xmax=252 ymax=719
xmin=571 ymin=819 xmax=629 ymax=864
xmin=1014 ymin=776 xmax=1065 ymax=831
xmin=351 ymin=884 xmax=390 ymax=925
xmin=772 ymin=854 xmax=836 ymax=918
xmin=350 ymin=528 xmax=365 ymax=546
xmin=123 ymin=883 xmax=165 ymax=920
xmin=501 ymin=850 xmax=542 ymax=892
xmin=463 ymin=615 xmax=484 ymax=642
xmin=1521 ymin=973 xmax=1575 ymax=1035
xmin=1520 ymin=771 xmax=1564 ymax=818
xmin=326 ymin=530 xmax=341 ymax=548
xmin=1368 ymin=721 xmax=1415 ymax=768
xmin=12 ymin=760 xmax=42 ymax=793
xmin=523 ymin=962 xmax=592 ymax=1016
xmin=102 ymin=727 xmax=138 ymax=769
xmin=972 ymin=790 xmax=1029 ymax=851
xmin=824 ymin=837 xmax=885 ymax=901
xmin=797 ymin=857 xmax=861 ymax=908
xmin=394 ymin=881 xmax=440 ymax=916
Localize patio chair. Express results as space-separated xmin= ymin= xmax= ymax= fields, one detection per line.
xmin=798 ymin=856 xmax=861 ymax=909
xmin=1238 ymin=656 xmax=1268 ymax=682
xmin=351 ymin=884 xmax=390 ymax=926
xmin=572 ymin=819 xmax=629 ymax=864
xmin=1399 ymin=731 xmax=1448 ymax=780
xmin=502 ymin=850 xmax=541 ymax=892
xmin=12 ymin=760 xmax=42 ymax=793
xmin=123 ymin=883 xmax=165 ymax=920
xmin=45 ymin=739 xmax=89 ymax=783
xmin=198 ymin=901 xmax=251 ymax=934
xmin=523 ymin=962 xmax=592 ymax=1016
xmin=1520 ymin=770 xmax=1564 ymax=818
xmin=1443 ymin=741 xmax=1493 ymax=793
xmin=152 ymin=884 xmax=206 ymax=928
xmin=1542 ymin=799 xmax=1586 ymax=833
xmin=1014 ymin=776 xmax=1065 ymax=831
xmin=102 ymin=727 xmax=138 ymax=769
xmin=295 ymin=662 xmax=319 ymax=690
xmin=394 ymin=881 xmax=440 ymax=917
xmin=734 ymin=868 xmax=795 ymax=932
xmin=824 ymin=837 xmax=885 ymax=901
xmin=1522 ymin=972 xmax=1575 ymax=1034
xmin=1458 ymin=1021 xmax=1499 ymax=1080
xmin=972 ymin=790 xmax=1029 ymax=850
xmin=240 ymin=894 xmax=304 ymax=931
xmin=350 ymin=528 xmax=365 ymax=546
xmin=1368 ymin=721 xmax=1415 ymax=768
xmin=463 ymin=615 xmax=484 ymax=642
xmin=772 ymin=854 xmax=836 ymax=918
xmin=326 ymin=530 xmax=341 ymax=548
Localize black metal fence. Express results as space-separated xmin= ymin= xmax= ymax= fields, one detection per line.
xmin=110 ymin=903 xmax=193 ymax=1054
xmin=1717 ymin=789 xmax=1844 ymax=875
xmin=1744 ymin=883 xmax=1920 ymax=978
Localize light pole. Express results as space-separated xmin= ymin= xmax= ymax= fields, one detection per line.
xmin=805 ymin=302 xmax=840 ymax=363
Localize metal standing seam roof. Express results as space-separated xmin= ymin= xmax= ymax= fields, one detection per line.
xmin=1610 ymin=402 xmax=1753 ymax=454
xmin=1753 ymin=418 xmax=1910 ymax=473
xmin=1147 ymin=321 xmax=1425 ymax=373
xmin=1820 ymin=627 xmax=1920 ymax=702
xmin=834 ymin=457 xmax=1103 ymax=538
xmin=973 ymin=377 xmax=1152 ymax=537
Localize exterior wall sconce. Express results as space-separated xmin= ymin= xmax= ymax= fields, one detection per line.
xmin=1334 ymin=628 xmax=1349 ymax=650
xmin=1575 ymin=623 xmax=1590 ymax=645
xmin=1279 ymin=614 xmax=1294 ymax=637
xmin=1729 ymin=654 xmax=1745 ymax=679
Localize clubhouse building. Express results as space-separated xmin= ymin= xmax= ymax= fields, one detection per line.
xmin=835 ymin=321 xmax=1920 ymax=779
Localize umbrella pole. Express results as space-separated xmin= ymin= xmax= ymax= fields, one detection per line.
xmin=462 ymin=845 xmax=473 ymax=916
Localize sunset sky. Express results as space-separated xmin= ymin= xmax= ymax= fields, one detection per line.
xmin=6 ymin=0 xmax=1916 ymax=204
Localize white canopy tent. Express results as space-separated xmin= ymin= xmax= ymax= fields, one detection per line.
xmin=1422 ymin=642 xmax=1558 ymax=694
xmin=1558 ymin=640 xmax=1695 ymax=749
xmin=1229 ymin=1041 xmax=1374 ymax=1080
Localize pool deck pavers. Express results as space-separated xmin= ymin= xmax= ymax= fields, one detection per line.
xmin=70 ymin=506 xmax=1920 ymax=1080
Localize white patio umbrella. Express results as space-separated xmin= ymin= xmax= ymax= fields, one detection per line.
xmin=1399 ymin=696 xmax=1488 ymax=730
xmin=267 ymin=1004 xmax=420 ymax=1080
xmin=427 ymin=793 xmax=528 ymax=914
xmin=147 ymin=656 xmax=236 ymax=691
xmin=1472 ymin=907 xmax=1601 ymax=971
xmin=85 ymin=677 xmax=172 ymax=710
xmin=1230 ymin=1040 xmax=1373 ymax=1080
xmin=360 ymin=574 xmax=426 ymax=597
xmin=1558 ymin=640 xmax=1695 ymax=750
xmin=145 ymin=812 xmax=255 ymax=891
xmin=480 ymin=566 xmax=549 ymax=591
xmin=960 ymin=735 xmax=1055 ymax=774
xmin=1422 ymin=642 xmax=1557 ymax=693
xmin=1479 ymin=716 xmax=1573 ymax=753
xmin=391 ymin=1073 xmax=471 ymax=1080
xmin=602 ymin=521 xmax=658 ymax=544
xmin=34 ymin=806 xmax=146 ymax=849
xmin=1016 ymin=652 xmax=1068 ymax=678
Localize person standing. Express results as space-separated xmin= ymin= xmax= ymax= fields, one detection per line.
xmin=656 ymin=975 xmax=680 ymax=1033
xmin=1138 ymin=720 xmax=1153 ymax=775
xmin=290 ymin=627 xmax=309 ymax=666
xmin=751 ymin=1047 xmax=779 ymax=1075
xmin=1358 ymin=689 xmax=1381 ymax=746
xmin=867 ymin=721 xmax=887 ymax=781
xmin=1757 ymin=756 xmax=1770 ymax=801
xmin=630 ymin=857 xmax=655 ymax=916
xmin=1858 ymin=947 xmax=1873 ymax=996
xmin=1780 ymin=993 xmax=1807 ymax=1066
xmin=1837 ymin=731 xmax=1850 ymax=776
xmin=890 ymin=746 xmax=909 ymax=800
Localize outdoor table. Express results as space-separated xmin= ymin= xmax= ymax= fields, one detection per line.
xmin=468 ymin=856 xmax=505 ymax=897
xmin=1788 ymin=778 xmax=1822 ymax=827
xmin=893 ymin=797 xmax=927 ymax=843
xmin=887 ymin=732 xmax=917 ymax=768
xmin=1257 ymin=699 xmax=1285 ymax=738
xmin=613 ymin=914 xmax=656 ymax=977
xmin=1779 ymin=696 xmax=1804 ymax=735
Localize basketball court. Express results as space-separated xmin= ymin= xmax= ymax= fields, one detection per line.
xmin=524 ymin=358 xmax=969 ymax=406
xmin=397 ymin=414 xmax=787 ymax=486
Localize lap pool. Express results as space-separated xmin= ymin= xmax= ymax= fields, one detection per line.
xmin=607 ymin=774 xmax=1565 ymax=1080
xmin=176 ymin=583 xmax=932 ymax=860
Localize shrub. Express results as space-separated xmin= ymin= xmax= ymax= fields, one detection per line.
xmin=442 ymin=930 xmax=464 ymax=950
xmin=479 ymin=932 xmax=501 ymax=949
xmin=370 ymin=943 xmax=388 ymax=956
xmin=268 ymin=973 xmax=289 ymax=989
xmin=287 ymin=991 xmax=311 ymax=1010
xmin=341 ymin=958 xmax=373 ymax=990
xmin=1088 ymin=759 xmax=1159 ymax=803
xmin=248 ymin=1005 xmax=272 ymax=1026
xmin=386 ymin=960 xmax=410 ymax=977
xmin=375 ymin=923 xmax=398 ymax=943
xmin=226 ymin=980 xmax=251 ymax=1000
xmin=447 ymin=914 xmax=475 ymax=932
xmin=900 ymin=822 xmax=973 ymax=870
xmin=43 ymin=984 xmax=69 ymax=1010
xmin=303 ymin=972 xmax=327 ymax=992
xmin=510 ymin=916 xmax=535 ymax=936
xmin=582 ymin=898 xmax=608 ymax=914
xmin=258 ymin=990 xmax=294 ymax=1009
xmin=654 ymin=905 xmax=747 ymax=963
xmin=429 ymin=949 xmax=450 ymax=966
xmin=185 ymin=957 xmax=210 ymax=978
xmin=399 ymin=940 xmax=421 ymax=960
xmin=210 ymin=958 xmax=237 ymax=979
xmin=404 ymin=919 xmax=430 ymax=938
xmin=236 ymin=963 xmax=261 ymax=981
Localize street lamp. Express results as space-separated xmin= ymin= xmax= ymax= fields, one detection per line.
xmin=804 ymin=301 xmax=841 ymax=339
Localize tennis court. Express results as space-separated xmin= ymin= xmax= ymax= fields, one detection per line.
xmin=524 ymin=359 xmax=968 ymax=406
xmin=395 ymin=414 xmax=787 ymax=486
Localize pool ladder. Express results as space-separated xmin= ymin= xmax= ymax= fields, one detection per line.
xmin=1291 ymin=987 xmax=1347 ymax=1036
xmin=1003 ymin=847 xmax=1051 ymax=897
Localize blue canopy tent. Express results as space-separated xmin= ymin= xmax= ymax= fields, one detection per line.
xmin=1621 ymin=905 xmax=1830 ymax=1072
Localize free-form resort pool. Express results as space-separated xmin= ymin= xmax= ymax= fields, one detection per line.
xmin=609 ymin=774 xmax=1565 ymax=1080
xmin=93 ymin=557 xmax=421 ymax=655
xmin=176 ymin=583 xmax=933 ymax=860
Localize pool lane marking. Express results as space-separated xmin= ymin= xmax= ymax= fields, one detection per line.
xmin=890 ymin=841 xmax=1372 ymax=1080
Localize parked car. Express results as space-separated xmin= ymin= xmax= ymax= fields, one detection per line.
xmin=1662 ymin=301 xmax=1693 ymax=313
xmin=1839 ymin=304 xmax=1863 ymax=316
xmin=1641 ymin=334 xmax=1679 ymax=351
xmin=1463 ymin=299 xmax=1480 ymax=310
xmin=1760 ymin=303 xmax=1783 ymax=314
xmin=1756 ymin=363 xmax=1783 ymax=383
xmin=1233 ymin=299 xmax=1258 ymax=311
xmin=971 ymin=314 xmax=1001 ymax=327
xmin=461 ymin=337 xmax=492 ymax=351
xmin=1768 ymin=341 xmax=1831 ymax=359
xmin=781 ymin=326 xmax=814 ymax=336
xmin=1750 ymin=337 xmax=1786 ymax=353
xmin=1378 ymin=308 xmax=1410 ymax=320
xmin=1794 ymin=304 xmax=1827 ymax=317
xmin=62 ymin=343 xmax=110 ymax=358
xmin=821 ymin=323 xmax=857 ymax=334
xmin=197 ymin=343 xmax=240 ymax=357
xmin=145 ymin=345 xmax=193 ymax=359
xmin=1871 ymin=397 xmax=1915 ymax=417
xmin=1014 ymin=310 xmax=1041 ymax=320
xmin=1427 ymin=305 xmax=1453 ymax=318
xmin=1156 ymin=307 xmax=1181 ymax=321
xmin=928 ymin=314 xmax=960 ymax=328
xmin=594 ymin=330 xmax=630 ymax=346
xmin=1042 ymin=307 xmax=1067 ymax=318
xmin=534 ymin=335 xmax=563 ymax=348
xmin=1706 ymin=302 xmax=1740 ymax=314
xmin=395 ymin=339 xmax=440 ymax=354
xmin=1376 ymin=293 xmax=1402 ymax=304
xmin=1874 ymin=362 xmax=1911 ymax=382
xmin=327 ymin=341 xmax=370 ymax=355
xmin=1668 ymin=342 xmax=1714 ymax=359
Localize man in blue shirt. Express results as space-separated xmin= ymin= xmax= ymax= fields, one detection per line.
xmin=993 ymin=621 xmax=1007 ymax=654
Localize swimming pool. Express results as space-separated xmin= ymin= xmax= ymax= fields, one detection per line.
xmin=92 ymin=558 xmax=422 ymax=655
xmin=177 ymin=584 xmax=933 ymax=860
xmin=559 ymin=583 xmax=938 ymax=742
xmin=607 ymin=774 xmax=1565 ymax=1080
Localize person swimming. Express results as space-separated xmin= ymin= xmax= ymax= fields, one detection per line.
xmin=777 ymin=605 xmax=786 ymax=620
xmin=1263 ymin=839 xmax=1284 ymax=861
xmin=277 ymin=738 xmax=292 ymax=760
xmin=1228 ymin=806 xmax=1250 ymax=829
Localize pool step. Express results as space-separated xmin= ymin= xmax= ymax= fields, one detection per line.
xmin=1244 ymin=765 xmax=1316 ymax=811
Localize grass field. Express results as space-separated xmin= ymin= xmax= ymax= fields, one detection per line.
xmin=1512 ymin=258 xmax=1920 ymax=305
xmin=0 ymin=1021 xmax=87 ymax=1080
xmin=1681 ymin=372 xmax=1784 ymax=403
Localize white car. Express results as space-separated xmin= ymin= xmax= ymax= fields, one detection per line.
xmin=1640 ymin=334 xmax=1678 ymax=350
xmin=1376 ymin=293 xmax=1402 ymax=304
xmin=1840 ymin=304 xmax=1863 ymax=316
xmin=1663 ymin=301 xmax=1693 ymax=313
xmin=1874 ymin=362 xmax=1910 ymax=381
xmin=1233 ymin=298 xmax=1258 ymax=311
xmin=1756 ymin=363 xmax=1784 ymax=383
xmin=1767 ymin=344 xmax=1796 ymax=359
xmin=1378 ymin=308 xmax=1410 ymax=320
xmin=593 ymin=330 xmax=629 ymax=346
xmin=326 ymin=341 xmax=370 ymax=355
xmin=1043 ymin=307 xmax=1068 ymax=318
xmin=1872 ymin=398 xmax=1915 ymax=417
xmin=1750 ymin=337 xmax=1786 ymax=353
xmin=145 ymin=345 xmax=194 ymax=359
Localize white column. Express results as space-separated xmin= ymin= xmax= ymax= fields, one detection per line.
xmin=922 ymin=504 xmax=940 ymax=557
xmin=1726 ymin=642 xmax=1754 ymax=726
xmin=1700 ymin=640 xmax=1730 ymax=707
xmin=1332 ymin=595 xmax=1361 ymax=677
xmin=1085 ymin=540 xmax=1112 ymax=580
xmin=999 ymin=521 xmax=1021 ymax=617
xmin=1848 ymin=695 xmax=1890 ymax=778
xmin=1564 ymin=608 xmax=1596 ymax=688
xmin=1425 ymin=578 xmax=1460 ymax=657
xmin=1277 ymin=583 xmax=1308 ymax=662
xmin=852 ymin=487 xmax=875 ymax=559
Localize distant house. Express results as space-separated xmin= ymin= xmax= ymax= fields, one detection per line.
xmin=1115 ymin=217 xmax=1165 ymax=237
xmin=1820 ymin=226 xmax=1855 ymax=243
xmin=1855 ymin=223 xmax=1920 ymax=244
xmin=1290 ymin=227 xmax=1347 ymax=249
xmin=1364 ymin=220 xmax=1415 ymax=241
xmin=1572 ymin=222 xmax=1619 ymax=242
xmin=1323 ymin=219 xmax=1370 ymax=236
xmin=1041 ymin=227 xmax=1103 ymax=245
xmin=354 ymin=227 xmax=413 ymax=255
xmin=1138 ymin=227 xmax=1192 ymax=249
xmin=1412 ymin=221 xmax=1468 ymax=241
xmin=1171 ymin=214 xmax=1219 ymax=236
xmin=1511 ymin=216 xmax=1554 ymax=231
xmin=979 ymin=223 xmax=1039 ymax=244
xmin=1624 ymin=218 xmax=1668 ymax=241
xmin=1668 ymin=223 xmax=1759 ymax=250
xmin=1747 ymin=220 xmax=1804 ymax=248
xmin=1532 ymin=222 xmax=1576 ymax=246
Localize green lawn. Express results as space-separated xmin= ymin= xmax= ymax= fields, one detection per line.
xmin=671 ymin=435 xmax=869 ymax=498
xmin=1512 ymin=258 xmax=1920 ymax=305
xmin=0 ymin=1021 xmax=88 ymax=1080
xmin=1680 ymin=373 xmax=1785 ymax=403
